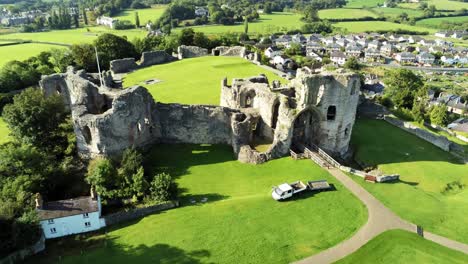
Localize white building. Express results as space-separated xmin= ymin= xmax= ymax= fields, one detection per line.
xmin=195 ymin=7 xmax=209 ymax=17
xmin=97 ymin=16 xmax=119 ymax=29
xmin=265 ymin=46 xmax=283 ymax=58
xmin=36 ymin=192 xmax=106 ymax=239
xmin=330 ymin=51 xmax=347 ymax=66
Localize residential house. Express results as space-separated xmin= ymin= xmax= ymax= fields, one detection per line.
xmin=395 ymin=52 xmax=416 ymax=64
xmin=345 ymin=45 xmax=363 ymax=57
xmin=429 ymin=46 xmax=444 ymax=54
xmin=306 ymin=51 xmax=323 ymax=62
xmin=368 ymin=40 xmax=381 ymax=49
xmin=441 ymin=54 xmax=456 ymax=65
xmin=273 ymin=55 xmax=293 ymax=65
xmin=306 ymin=41 xmax=325 ymax=54
xmin=275 ymin=35 xmax=291 ymax=46
xmin=451 ymin=30 xmax=467 ymax=39
xmin=357 ymin=38 xmax=368 ymax=48
xmin=434 ymin=31 xmax=452 ymax=38
xmin=336 ymin=38 xmax=349 ymax=47
xmin=1 ymin=16 xmax=29 ymax=26
xmin=326 ymin=43 xmax=341 ymax=52
xmin=307 ymin=34 xmax=322 ymax=43
xmin=265 ymin=46 xmax=283 ymax=58
xmin=380 ymin=44 xmax=395 ymax=56
xmin=292 ymin=33 xmax=307 ymax=44
xmin=96 ymin=16 xmax=119 ymax=29
xmin=408 ymin=36 xmax=423 ymax=44
xmin=330 ymin=51 xmax=347 ymax=66
xmin=365 ymin=48 xmax=381 ymax=62
xmin=195 ymin=7 xmax=209 ymax=17
xmin=36 ymin=191 xmax=105 ymax=239
xmin=417 ymin=52 xmax=436 ymax=65
xmin=419 ymin=39 xmax=436 ymax=47
xmin=322 ymin=36 xmax=335 ymax=46
xmin=434 ymin=93 xmax=468 ymax=115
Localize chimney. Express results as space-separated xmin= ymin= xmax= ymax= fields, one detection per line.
xmin=35 ymin=193 xmax=43 ymax=209
xmin=90 ymin=186 xmax=97 ymax=200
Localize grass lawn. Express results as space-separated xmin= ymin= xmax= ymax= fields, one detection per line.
xmin=336 ymin=230 xmax=468 ymax=264
xmin=32 ymin=144 xmax=367 ymax=264
xmin=123 ymin=56 xmax=285 ymax=105
xmin=351 ymin=119 xmax=468 ymax=244
xmin=416 ymin=16 xmax=468 ymax=28
xmin=370 ymin=7 xmax=425 ymax=18
xmin=334 ymin=21 xmax=436 ymax=33
xmin=0 ymin=26 xmax=147 ymax=45
xmin=0 ymin=43 xmax=65 ymax=67
xmin=113 ymin=5 xmax=167 ymax=25
xmin=181 ymin=12 xmax=303 ymax=35
xmin=318 ymin=8 xmax=378 ymax=19
xmin=400 ymin=0 xmax=468 ymax=10
xmin=345 ymin=0 xmax=386 ymax=8
xmin=0 ymin=117 xmax=10 ymax=144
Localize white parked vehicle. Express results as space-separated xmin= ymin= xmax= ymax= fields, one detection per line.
xmin=272 ymin=180 xmax=330 ymax=201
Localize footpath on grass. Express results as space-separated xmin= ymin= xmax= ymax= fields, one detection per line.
xmin=295 ymin=167 xmax=468 ymax=264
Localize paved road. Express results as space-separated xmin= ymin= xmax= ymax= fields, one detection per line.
xmin=294 ymin=167 xmax=468 ymax=264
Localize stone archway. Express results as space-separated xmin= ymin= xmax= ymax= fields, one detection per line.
xmin=292 ymin=108 xmax=321 ymax=149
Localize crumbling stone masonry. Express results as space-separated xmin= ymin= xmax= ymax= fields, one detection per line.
xmin=40 ymin=66 xmax=360 ymax=164
xmin=177 ymin=45 xmax=208 ymax=59
xmin=110 ymin=50 xmax=175 ymax=74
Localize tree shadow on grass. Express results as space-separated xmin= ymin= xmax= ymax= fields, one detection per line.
xmin=177 ymin=192 xmax=230 ymax=207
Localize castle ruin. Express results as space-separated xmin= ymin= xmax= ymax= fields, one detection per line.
xmin=40 ymin=65 xmax=360 ymax=164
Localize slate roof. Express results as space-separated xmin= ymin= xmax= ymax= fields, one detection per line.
xmin=37 ymin=196 xmax=99 ymax=221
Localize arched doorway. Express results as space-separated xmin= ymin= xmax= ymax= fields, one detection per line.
xmin=292 ymin=108 xmax=321 ymax=149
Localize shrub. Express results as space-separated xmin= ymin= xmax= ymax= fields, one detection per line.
xmin=149 ymin=173 xmax=177 ymax=202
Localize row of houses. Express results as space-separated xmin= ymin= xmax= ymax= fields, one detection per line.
xmin=435 ymin=30 xmax=467 ymax=40
xmin=0 ymin=10 xmax=47 ymax=26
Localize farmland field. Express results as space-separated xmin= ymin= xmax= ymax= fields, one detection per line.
xmin=0 ymin=27 xmax=147 ymax=45
xmin=345 ymin=0 xmax=385 ymax=8
xmin=30 ymin=144 xmax=367 ymax=264
xmin=351 ymin=119 xmax=468 ymax=244
xmin=113 ymin=5 xmax=167 ymax=25
xmin=334 ymin=21 xmax=437 ymax=33
xmin=318 ymin=8 xmax=378 ymax=19
xmin=416 ymin=15 xmax=468 ymax=28
xmin=182 ymin=12 xmax=303 ymax=35
xmin=370 ymin=7 xmax=425 ymax=18
xmin=0 ymin=43 xmax=65 ymax=67
xmin=0 ymin=117 xmax=10 ymax=144
xmin=336 ymin=230 xmax=468 ymax=264
xmin=123 ymin=56 xmax=285 ymax=105
xmin=399 ymin=0 xmax=468 ymax=10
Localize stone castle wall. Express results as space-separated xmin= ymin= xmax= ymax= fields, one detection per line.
xmin=177 ymin=45 xmax=208 ymax=59
xmin=110 ymin=50 xmax=175 ymax=74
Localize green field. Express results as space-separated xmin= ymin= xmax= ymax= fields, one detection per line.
xmin=0 ymin=27 xmax=147 ymax=45
xmin=123 ymin=56 xmax=285 ymax=105
xmin=400 ymin=0 xmax=468 ymax=10
xmin=0 ymin=43 xmax=65 ymax=67
xmin=334 ymin=21 xmax=436 ymax=33
xmin=351 ymin=119 xmax=468 ymax=244
xmin=318 ymin=8 xmax=378 ymax=19
xmin=371 ymin=7 xmax=425 ymax=18
xmin=336 ymin=230 xmax=468 ymax=264
xmin=0 ymin=117 xmax=10 ymax=144
xmin=183 ymin=12 xmax=303 ymax=35
xmin=345 ymin=0 xmax=386 ymax=8
xmin=113 ymin=5 xmax=166 ymax=25
xmin=416 ymin=15 xmax=468 ymax=28
xmin=32 ymin=144 xmax=367 ymax=264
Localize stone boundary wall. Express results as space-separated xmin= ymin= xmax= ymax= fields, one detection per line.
xmin=103 ymin=201 xmax=179 ymax=226
xmin=0 ymin=234 xmax=45 ymax=264
xmin=340 ymin=166 xmax=399 ymax=183
xmin=110 ymin=50 xmax=175 ymax=74
xmin=177 ymin=45 xmax=208 ymax=59
xmin=212 ymin=46 xmax=246 ymax=57
xmin=383 ymin=116 xmax=452 ymax=151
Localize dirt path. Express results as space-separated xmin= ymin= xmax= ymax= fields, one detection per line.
xmin=294 ymin=168 xmax=468 ymax=264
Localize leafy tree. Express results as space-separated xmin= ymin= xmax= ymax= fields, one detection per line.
xmin=71 ymin=43 xmax=97 ymax=72
xmin=285 ymin=43 xmax=302 ymax=56
xmin=73 ymin=14 xmax=79 ymax=28
xmin=135 ymin=11 xmax=140 ymax=28
xmin=419 ymin=2 xmax=428 ymax=10
xmin=49 ymin=48 xmax=74 ymax=73
xmin=301 ymin=21 xmax=332 ymax=34
xmin=2 ymin=89 xmax=69 ymax=154
xmin=303 ymin=5 xmax=320 ymax=22
xmin=85 ymin=158 xmax=115 ymax=198
xmin=383 ymin=69 xmax=423 ymax=109
xmin=344 ymin=56 xmax=361 ymax=70
xmin=430 ymin=104 xmax=448 ymax=126
xmin=149 ymin=173 xmax=177 ymax=201
xmin=94 ymin=33 xmax=138 ymax=70
xmin=0 ymin=61 xmax=41 ymax=92
xmin=244 ymin=18 xmax=249 ymax=34
xmin=412 ymin=99 xmax=426 ymax=123
xmin=82 ymin=7 xmax=88 ymax=25
xmin=179 ymin=28 xmax=195 ymax=46
xmin=264 ymin=2 xmax=273 ymax=14
xmin=193 ymin=32 xmax=211 ymax=48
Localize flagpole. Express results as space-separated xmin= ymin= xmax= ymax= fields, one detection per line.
xmin=95 ymin=46 xmax=103 ymax=87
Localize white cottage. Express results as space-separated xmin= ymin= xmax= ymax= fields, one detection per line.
xmin=36 ymin=191 xmax=106 ymax=239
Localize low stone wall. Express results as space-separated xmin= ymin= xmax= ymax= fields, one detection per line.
xmin=384 ymin=116 xmax=452 ymax=152
xmin=103 ymin=201 xmax=178 ymax=226
xmin=110 ymin=51 xmax=175 ymax=74
xmin=237 ymin=145 xmax=269 ymax=164
xmin=110 ymin=58 xmax=137 ymax=74
xmin=0 ymin=235 xmax=45 ymax=264
xmin=177 ymin=45 xmax=208 ymax=59
xmin=212 ymin=46 xmax=246 ymax=57
xmin=340 ymin=166 xmax=400 ymax=183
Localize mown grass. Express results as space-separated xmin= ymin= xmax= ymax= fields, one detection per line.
xmin=318 ymin=8 xmax=378 ymax=19
xmin=181 ymin=12 xmax=303 ymax=35
xmin=31 ymin=144 xmax=367 ymax=264
xmin=113 ymin=5 xmax=167 ymax=25
xmin=416 ymin=15 xmax=468 ymax=28
xmin=0 ymin=26 xmax=147 ymax=45
xmin=123 ymin=56 xmax=285 ymax=105
xmin=334 ymin=21 xmax=436 ymax=33
xmin=351 ymin=119 xmax=468 ymax=244
xmin=336 ymin=230 xmax=468 ymax=264
xmin=370 ymin=7 xmax=425 ymax=18
xmin=399 ymin=0 xmax=468 ymax=10
xmin=345 ymin=0 xmax=386 ymax=8
xmin=0 ymin=117 xmax=10 ymax=144
xmin=0 ymin=43 xmax=65 ymax=67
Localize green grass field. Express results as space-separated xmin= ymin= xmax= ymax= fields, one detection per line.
xmin=0 ymin=117 xmax=10 ymax=144
xmin=371 ymin=7 xmax=425 ymax=18
xmin=416 ymin=16 xmax=468 ymax=28
xmin=336 ymin=230 xmax=468 ymax=264
xmin=113 ymin=5 xmax=166 ymax=25
xmin=400 ymin=0 xmax=468 ymax=10
xmin=0 ymin=26 xmax=147 ymax=45
xmin=318 ymin=8 xmax=378 ymax=19
xmin=351 ymin=119 xmax=468 ymax=244
xmin=345 ymin=0 xmax=386 ymax=8
xmin=182 ymin=12 xmax=303 ymax=35
xmin=0 ymin=43 xmax=65 ymax=67
xmin=123 ymin=56 xmax=285 ymax=105
xmin=32 ymin=144 xmax=367 ymax=264
xmin=334 ymin=21 xmax=436 ymax=33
